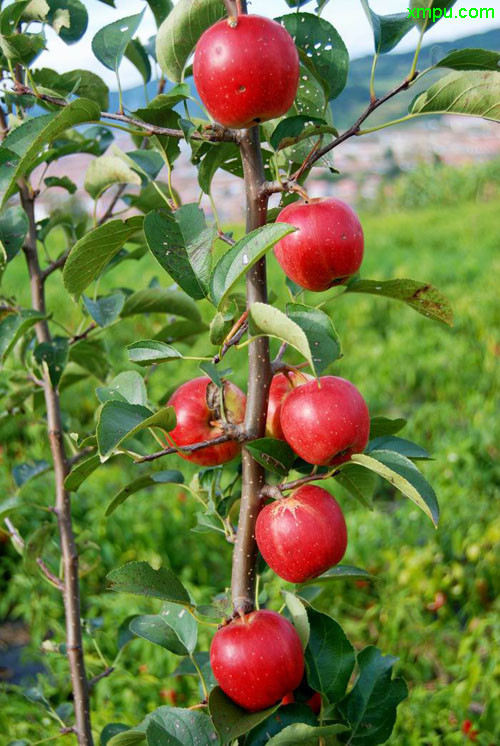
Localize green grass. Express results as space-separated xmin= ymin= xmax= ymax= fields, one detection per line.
xmin=1 ymin=195 xmax=499 ymax=745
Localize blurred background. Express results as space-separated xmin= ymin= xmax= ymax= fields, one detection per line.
xmin=1 ymin=1 xmax=499 ymax=744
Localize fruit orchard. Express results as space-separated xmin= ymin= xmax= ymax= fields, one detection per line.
xmin=0 ymin=0 xmax=498 ymax=745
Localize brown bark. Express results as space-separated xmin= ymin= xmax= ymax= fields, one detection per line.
xmin=20 ymin=185 xmax=94 ymax=746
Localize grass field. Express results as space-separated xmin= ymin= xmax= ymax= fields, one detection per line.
xmin=1 ymin=186 xmax=499 ymax=745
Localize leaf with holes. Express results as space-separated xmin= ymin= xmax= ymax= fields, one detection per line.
xmin=107 ymin=561 xmax=192 ymax=606
xmin=63 ymin=216 xmax=143 ymax=297
xmin=410 ymin=70 xmax=500 ymax=123
xmin=245 ymin=438 xmax=296 ymax=478
xmin=156 ymin=0 xmax=225 ymax=82
xmin=34 ymin=337 xmax=69 ymax=388
xmin=106 ymin=470 xmax=184 ymax=516
xmin=145 ymin=206 xmax=215 ymax=300
xmin=96 ymin=401 xmax=176 ymax=459
xmin=345 ymin=278 xmax=453 ymax=325
xmin=352 ymin=451 xmax=439 ymax=526
xmin=46 ymin=0 xmax=88 ymax=44
xmin=92 ymin=9 xmax=145 ymax=71
xmin=278 ymin=13 xmax=349 ymax=101
xmin=249 ymin=303 xmax=314 ymax=373
xmin=211 ymin=224 xmax=296 ymax=308
xmin=360 ymin=1 xmax=414 ymax=54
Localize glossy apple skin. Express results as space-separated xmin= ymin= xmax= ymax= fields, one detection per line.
xmin=274 ymin=198 xmax=364 ymax=292
xmin=193 ymin=15 xmax=299 ymax=129
xmin=167 ymin=377 xmax=246 ymax=466
xmin=210 ymin=609 xmax=304 ymax=712
xmin=256 ymin=485 xmax=347 ymax=583
xmin=266 ymin=372 xmax=313 ymax=440
xmin=280 ymin=376 xmax=370 ymax=466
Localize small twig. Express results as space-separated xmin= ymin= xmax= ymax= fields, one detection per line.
xmin=4 ymin=517 xmax=24 ymax=552
xmin=137 ymin=432 xmax=241 ymax=463
xmin=11 ymin=84 xmax=238 ymax=144
xmin=260 ymin=469 xmax=340 ymax=501
xmin=70 ymin=324 xmax=96 ymax=345
xmin=88 ymin=666 xmax=115 ymax=690
xmin=5 ymin=518 xmax=63 ymax=589
xmin=37 ymin=558 xmax=64 ymax=590
xmin=67 ymin=447 xmax=95 ymax=469
xmin=260 ymin=178 xmax=309 ymax=201
xmin=98 ymin=185 xmax=127 ymax=226
xmin=41 ymin=250 xmax=70 ymax=280
xmin=213 ymin=311 xmax=249 ymax=364
xmin=218 ymin=229 xmax=236 ymax=246
xmin=272 ymin=342 xmax=288 ymax=368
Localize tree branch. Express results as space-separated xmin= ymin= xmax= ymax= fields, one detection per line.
xmin=264 ymin=469 xmax=340 ymax=498
xmin=88 ymin=666 xmax=115 ymax=690
xmin=41 ymin=249 xmax=70 ymax=279
xmin=11 ymin=84 xmax=237 ymax=143
xmin=136 ymin=433 xmax=240 ymax=464
xmin=19 ymin=183 xmax=94 ymax=746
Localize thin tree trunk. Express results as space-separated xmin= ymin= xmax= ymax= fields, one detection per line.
xmin=230 ymin=125 xmax=272 ymax=615
xmin=20 ymin=185 xmax=94 ymax=746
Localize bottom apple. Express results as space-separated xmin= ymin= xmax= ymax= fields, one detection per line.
xmin=210 ymin=609 xmax=304 ymax=711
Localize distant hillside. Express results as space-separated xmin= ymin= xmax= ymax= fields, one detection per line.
xmin=112 ymin=28 xmax=500 ymax=130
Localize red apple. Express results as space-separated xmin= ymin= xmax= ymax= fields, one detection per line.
xmin=256 ymin=485 xmax=347 ymax=583
xmin=167 ymin=377 xmax=245 ymax=466
xmin=280 ymin=376 xmax=370 ymax=466
xmin=282 ymin=690 xmax=322 ymax=714
xmin=274 ymin=198 xmax=364 ymax=291
xmin=266 ymin=372 xmax=313 ymax=440
xmin=210 ymin=609 xmax=304 ymax=711
xmin=193 ymin=15 xmax=299 ymax=129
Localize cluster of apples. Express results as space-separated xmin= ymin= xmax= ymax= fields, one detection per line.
xmin=162 ymin=14 xmax=371 ymax=713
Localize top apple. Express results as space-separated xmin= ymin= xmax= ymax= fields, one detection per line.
xmin=193 ymin=15 xmax=299 ymax=129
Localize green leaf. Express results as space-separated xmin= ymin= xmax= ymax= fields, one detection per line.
xmin=286 ymin=303 xmax=341 ymax=375
xmin=121 ymin=286 xmax=201 ymax=322
xmin=12 ymin=460 xmax=50 ymax=488
xmin=298 ymin=565 xmax=373 ymax=586
xmin=245 ymin=438 xmax=296 ymax=477
xmin=366 ymin=436 xmax=431 ymax=460
xmin=209 ymin=687 xmax=279 ymax=745
xmin=44 ymin=175 xmax=77 ymax=194
xmin=0 ymin=242 xmax=6 ymax=283
xmin=436 ymin=48 xmax=500 ymax=72
xmin=270 ymin=115 xmax=336 ymax=151
xmin=129 ymin=614 xmax=190 ymax=656
xmin=266 ymin=723 xmax=348 ymax=745
xmin=127 ymin=339 xmax=182 ymax=366
xmin=0 ymin=32 xmax=45 ymax=65
xmin=84 ymin=155 xmax=141 ymax=200
xmin=248 ymin=303 xmax=315 ymax=373
xmin=101 ymin=724 xmax=130 ymax=746
xmin=156 ymin=0 xmax=225 ymax=82
xmin=64 ymin=453 xmax=100 ymax=492
xmin=338 ymin=646 xmax=408 ymax=745
xmin=146 ymin=708 xmax=218 ymax=746
xmin=360 ymin=1 xmax=414 ymax=54
xmin=92 ymin=9 xmax=145 ymax=72
xmin=33 ymin=337 xmax=69 ymax=388
xmin=83 ymin=293 xmax=125 ymax=327
xmin=124 ymin=149 xmax=164 ymax=182
xmin=161 ymin=601 xmax=198 ymax=652
xmin=107 ymin=561 xmax=192 ymax=606
xmin=150 ymin=84 xmax=191 ymax=108
xmin=172 ymin=652 xmax=217 ymax=690
xmin=334 ymin=463 xmax=376 ymax=509
xmin=69 ymin=338 xmax=109 ymax=381
xmin=105 ymin=470 xmax=184 ymax=516
xmin=277 ymin=13 xmax=349 ymax=101
xmin=144 ymin=206 xmax=214 ymax=301
xmin=369 ymin=416 xmax=407 ymax=439
xmin=283 ymin=592 xmax=309 ymax=650
xmin=410 ymin=0 xmax=458 ymax=29
xmin=198 ymin=143 xmax=240 ymax=195
xmin=0 ymin=497 xmax=24 ymax=521
xmin=96 ymin=400 xmax=176 ymax=459
xmin=352 ymin=451 xmax=439 ymax=526
xmin=0 ymin=99 xmax=100 ymax=206
xmin=0 ymin=310 xmax=45 ymax=364
xmin=0 ymin=206 xmax=28 ymax=262
xmin=211 ymin=224 xmax=296 ymax=308
xmin=125 ymin=38 xmax=152 ymax=85
xmin=108 ymin=730 xmax=145 ymax=746
xmin=146 ymin=0 xmax=173 ymax=28
xmin=245 ymin=705 xmax=318 ymax=746
xmin=63 ymin=216 xmax=143 ymax=297
xmin=59 ymin=69 xmax=110 ymax=109
xmin=96 ymin=371 xmax=147 ymax=406
xmin=46 ymin=0 xmax=88 ymax=44
xmin=133 ymin=106 xmax=181 ymax=166
xmin=345 ymin=278 xmax=453 ymax=326
xmin=305 ymin=608 xmax=355 ymax=704
xmin=410 ymin=70 xmax=500 ymax=123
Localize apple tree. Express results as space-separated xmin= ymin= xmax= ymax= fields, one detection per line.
xmin=1 ymin=0 xmax=498 ymax=744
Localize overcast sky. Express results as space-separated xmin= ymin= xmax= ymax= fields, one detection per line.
xmin=38 ymin=0 xmax=500 ymax=90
